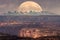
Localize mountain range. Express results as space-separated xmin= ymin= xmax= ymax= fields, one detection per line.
xmin=0 ymin=11 xmax=60 ymax=36
xmin=3 ymin=11 xmax=57 ymax=16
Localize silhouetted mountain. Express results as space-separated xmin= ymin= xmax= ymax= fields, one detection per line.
xmin=0 ymin=32 xmax=60 ymax=40
xmin=0 ymin=32 xmax=20 ymax=40
xmin=41 ymin=11 xmax=56 ymax=15
xmin=0 ymin=11 xmax=60 ymax=37
xmin=0 ymin=15 xmax=60 ymax=22
xmin=0 ymin=15 xmax=60 ymax=36
xmin=3 ymin=11 xmax=57 ymax=16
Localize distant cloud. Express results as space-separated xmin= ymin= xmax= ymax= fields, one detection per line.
xmin=0 ymin=0 xmax=60 ymax=15
xmin=0 ymin=4 xmax=7 ymax=8
xmin=0 ymin=3 xmax=18 ymax=14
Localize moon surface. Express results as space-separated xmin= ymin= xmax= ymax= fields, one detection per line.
xmin=17 ymin=1 xmax=43 ymax=13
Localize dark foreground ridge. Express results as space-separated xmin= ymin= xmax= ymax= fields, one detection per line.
xmin=0 ymin=33 xmax=60 ymax=40
xmin=0 ymin=35 xmax=60 ymax=40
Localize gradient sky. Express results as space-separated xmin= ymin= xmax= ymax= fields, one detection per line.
xmin=0 ymin=0 xmax=60 ymax=14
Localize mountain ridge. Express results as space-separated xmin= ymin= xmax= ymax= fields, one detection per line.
xmin=2 ymin=11 xmax=57 ymax=16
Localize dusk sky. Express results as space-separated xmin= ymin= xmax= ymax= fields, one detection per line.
xmin=0 ymin=0 xmax=60 ymax=14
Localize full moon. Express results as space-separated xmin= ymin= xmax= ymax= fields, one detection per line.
xmin=17 ymin=1 xmax=43 ymax=13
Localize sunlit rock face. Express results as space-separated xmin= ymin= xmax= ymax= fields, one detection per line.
xmin=18 ymin=28 xmax=40 ymax=38
xmin=18 ymin=28 xmax=57 ymax=38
